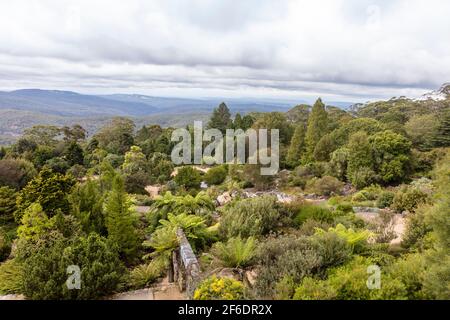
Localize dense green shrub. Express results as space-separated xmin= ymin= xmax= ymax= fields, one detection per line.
xmin=310 ymin=231 xmax=352 ymax=270
xmin=335 ymin=203 xmax=354 ymax=214
xmin=219 ymin=195 xmax=281 ymax=238
xmin=22 ymin=233 xmax=125 ymax=300
xmin=294 ymin=257 xmax=408 ymax=300
xmin=391 ymin=186 xmax=430 ymax=213
xmin=204 ymin=165 xmax=227 ymax=185
xmin=376 ymin=191 xmax=395 ymax=208
xmin=211 ymin=237 xmax=257 ymax=268
xmin=193 ymin=276 xmax=244 ymax=300
xmin=15 ymin=168 xmax=76 ymax=222
xmin=306 ymin=176 xmax=344 ymax=196
xmin=293 ymin=205 xmax=334 ymax=226
xmin=174 ymin=166 xmax=202 ymax=189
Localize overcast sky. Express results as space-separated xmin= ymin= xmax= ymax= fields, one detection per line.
xmin=0 ymin=0 xmax=449 ymax=102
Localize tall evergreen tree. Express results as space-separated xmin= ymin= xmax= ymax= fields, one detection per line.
xmin=104 ymin=175 xmax=139 ymax=262
xmin=207 ymin=102 xmax=232 ymax=133
xmin=305 ymin=98 xmax=328 ymax=161
xmin=286 ymin=124 xmax=306 ymax=168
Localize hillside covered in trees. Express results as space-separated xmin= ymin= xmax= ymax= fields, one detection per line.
xmin=0 ymin=85 xmax=449 ymax=300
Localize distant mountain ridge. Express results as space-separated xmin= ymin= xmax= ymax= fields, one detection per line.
xmin=0 ymin=89 xmax=301 ymax=117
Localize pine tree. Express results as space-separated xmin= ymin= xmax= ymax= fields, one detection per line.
xmin=305 ymin=98 xmax=328 ymax=161
xmin=207 ymin=102 xmax=232 ymax=133
xmin=286 ymin=124 xmax=306 ymax=168
xmin=104 ymin=175 xmax=139 ymax=262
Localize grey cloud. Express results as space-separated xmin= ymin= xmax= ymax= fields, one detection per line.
xmin=0 ymin=0 xmax=449 ymax=101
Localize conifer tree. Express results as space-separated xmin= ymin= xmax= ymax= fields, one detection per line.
xmin=305 ymin=98 xmax=328 ymax=161
xmin=286 ymin=124 xmax=306 ymax=168
xmin=207 ymin=102 xmax=232 ymax=133
xmin=104 ymin=175 xmax=139 ymax=262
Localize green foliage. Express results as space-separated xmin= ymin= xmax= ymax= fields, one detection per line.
xmin=391 ymin=186 xmax=430 ymax=213
xmin=242 ymin=163 xmax=275 ymax=190
xmin=104 ymin=175 xmax=140 ymax=262
xmin=305 ymin=98 xmax=328 ymax=161
xmin=310 ymin=231 xmax=352 ymax=269
xmin=204 ymin=165 xmax=227 ymax=185
xmin=294 ymin=256 xmax=407 ymax=300
xmin=347 ymin=132 xmax=374 ymax=188
xmin=194 ymin=276 xmax=244 ymax=300
xmin=207 ymin=102 xmax=232 ymax=133
xmin=388 ymin=253 xmax=429 ymax=299
xmin=17 ymin=203 xmax=53 ymax=242
xmin=369 ymin=130 xmax=412 ymax=184
xmin=294 ymin=205 xmax=334 ymax=226
xmin=252 ymin=112 xmax=293 ymax=145
xmin=314 ymin=224 xmax=372 ymax=253
xmin=313 ymin=134 xmax=337 ymax=162
xmin=129 ymin=259 xmax=165 ymax=289
xmin=94 ymin=117 xmax=135 ymax=154
xmin=63 ymin=142 xmax=84 ymax=166
xmin=286 ymin=124 xmax=306 ymax=168
xmin=219 ymin=195 xmax=281 ymax=238
xmin=0 ymin=158 xmax=37 ymax=189
xmin=148 ymin=152 xmax=174 ymax=183
xmin=254 ymin=235 xmax=322 ymax=298
xmin=45 ymin=157 xmax=70 ymax=174
xmin=15 ymin=168 xmax=76 ymax=222
xmin=146 ymin=191 xmax=214 ymax=232
xmin=23 ymin=125 xmax=61 ymax=146
xmin=174 ymin=166 xmax=201 ymax=189
xmin=22 ymin=233 xmax=125 ymax=300
xmin=306 ymin=175 xmax=344 ymax=196
xmin=405 ymin=114 xmax=440 ymax=150
xmin=0 ymin=259 xmax=24 ymax=295
xmin=328 ymin=147 xmax=349 ymax=181
xmin=0 ymin=186 xmax=17 ymax=223
xmin=376 ymin=191 xmax=395 ymax=208
xmin=69 ymin=180 xmax=106 ymax=235
xmin=211 ymin=237 xmax=257 ymax=268
xmin=293 ymin=276 xmax=337 ymax=300
xmin=145 ymin=213 xmax=209 ymax=263
xmin=122 ymin=146 xmax=147 ymax=175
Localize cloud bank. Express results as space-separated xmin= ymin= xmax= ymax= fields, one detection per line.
xmin=1 ymin=0 xmax=449 ymax=101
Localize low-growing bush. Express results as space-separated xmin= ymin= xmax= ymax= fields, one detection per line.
xmin=294 ymin=256 xmax=408 ymax=300
xmin=194 ymin=276 xmax=244 ymax=300
xmin=204 ymin=165 xmax=227 ymax=185
xmin=219 ymin=196 xmax=281 ymax=238
xmin=306 ymin=176 xmax=344 ymax=196
xmin=174 ymin=166 xmax=202 ymax=189
xmin=335 ymin=203 xmax=354 ymax=214
xmin=391 ymin=186 xmax=430 ymax=213
xmin=314 ymin=224 xmax=372 ymax=253
xmin=22 ymin=233 xmax=126 ymax=300
xmin=293 ymin=205 xmax=334 ymax=226
xmin=376 ymin=191 xmax=395 ymax=209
